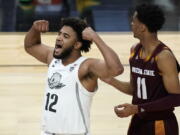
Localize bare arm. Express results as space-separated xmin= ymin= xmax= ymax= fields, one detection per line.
xmin=114 ymin=50 xmax=180 ymax=118
xmin=82 ymin=27 xmax=124 ymax=78
xmin=101 ymin=76 xmax=133 ymax=96
xmin=158 ymin=50 xmax=180 ymax=94
xmin=100 ymin=45 xmax=137 ymax=94
xmin=24 ymin=20 xmax=53 ymax=64
xmin=137 ymin=50 xmax=180 ymax=112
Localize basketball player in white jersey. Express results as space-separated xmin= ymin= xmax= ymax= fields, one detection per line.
xmin=24 ymin=18 xmax=124 ymax=135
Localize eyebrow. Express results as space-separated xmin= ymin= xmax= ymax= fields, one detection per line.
xmin=64 ymin=33 xmax=70 ymax=37
xmin=59 ymin=31 xmax=70 ymax=37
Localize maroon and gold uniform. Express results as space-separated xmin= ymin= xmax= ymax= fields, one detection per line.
xmin=128 ymin=42 xmax=180 ymax=135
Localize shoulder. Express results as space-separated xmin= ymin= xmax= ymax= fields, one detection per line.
xmin=79 ymin=58 xmax=99 ymax=70
xmin=157 ymin=49 xmax=177 ymax=72
xmin=79 ymin=58 xmax=101 ymax=77
xmin=157 ymin=49 xmax=175 ymax=62
xmin=78 ymin=58 xmax=98 ymax=88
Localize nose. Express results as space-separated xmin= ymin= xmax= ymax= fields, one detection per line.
xmin=56 ymin=34 xmax=63 ymax=41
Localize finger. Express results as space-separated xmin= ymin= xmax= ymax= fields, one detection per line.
xmin=114 ymin=109 xmax=122 ymax=117
xmin=118 ymin=110 xmax=130 ymax=117
xmin=118 ymin=114 xmax=128 ymax=118
xmin=41 ymin=25 xmax=45 ymax=32
xmin=82 ymin=36 xmax=87 ymax=40
xmin=114 ymin=107 xmax=122 ymax=116
xmin=42 ymin=20 xmax=48 ymax=31
xmin=115 ymin=110 xmax=126 ymax=118
xmin=114 ymin=106 xmax=120 ymax=112
xmin=40 ymin=21 xmax=47 ymax=32
xmin=43 ymin=23 xmax=48 ymax=32
xmin=114 ymin=106 xmax=129 ymax=118
xmin=114 ymin=107 xmax=119 ymax=113
xmin=45 ymin=21 xmax=49 ymax=31
xmin=35 ymin=22 xmax=40 ymax=31
xmin=114 ymin=104 xmax=124 ymax=108
xmin=114 ymin=107 xmax=125 ymax=115
xmin=33 ymin=21 xmax=39 ymax=31
xmin=39 ymin=23 xmax=43 ymax=32
xmin=86 ymin=27 xmax=93 ymax=31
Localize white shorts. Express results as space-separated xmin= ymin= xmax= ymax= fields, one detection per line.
xmin=41 ymin=131 xmax=85 ymax=135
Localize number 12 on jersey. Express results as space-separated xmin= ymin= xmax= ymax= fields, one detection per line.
xmin=137 ymin=77 xmax=147 ymax=99
xmin=45 ymin=93 xmax=58 ymax=112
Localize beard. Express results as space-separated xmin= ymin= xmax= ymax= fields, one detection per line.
xmin=53 ymin=45 xmax=74 ymax=59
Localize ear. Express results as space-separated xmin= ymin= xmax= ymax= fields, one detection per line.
xmin=141 ymin=24 xmax=147 ymax=32
xmin=74 ymin=41 xmax=82 ymax=50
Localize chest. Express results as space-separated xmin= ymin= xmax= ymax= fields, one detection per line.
xmin=47 ymin=62 xmax=79 ymax=90
xmin=130 ymin=57 xmax=160 ymax=77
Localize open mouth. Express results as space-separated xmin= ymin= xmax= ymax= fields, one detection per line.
xmin=54 ymin=43 xmax=63 ymax=54
xmin=55 ymin=44 xmax=62 ymax=49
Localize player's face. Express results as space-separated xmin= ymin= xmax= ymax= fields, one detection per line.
xmin=131 ymin=12 xmax=143 ymax=38
xmin=53 ymin=26 xmax=78 ymax=59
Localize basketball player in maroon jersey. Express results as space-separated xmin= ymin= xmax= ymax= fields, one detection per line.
xmin=103 ymin=4 xmax=180 ymax=135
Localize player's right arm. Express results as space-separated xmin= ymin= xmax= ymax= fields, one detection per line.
xmin=24 ymin=20 xmax=54 ymax=64
xmin=101 ymin=76 xmax=133 ymax=96
xmin=101 ymin=44 xmax=137 ymax=95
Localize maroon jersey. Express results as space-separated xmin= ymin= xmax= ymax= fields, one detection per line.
xmin=129 ymin=42 xmax=180 ymax=120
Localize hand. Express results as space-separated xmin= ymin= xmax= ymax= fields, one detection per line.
xmin=114 ymin=103 xmax=138 ymax=118
xmin=32 ymin=20 xmax=49 ymax=33
xmin=82 ymin=27 xmax=97 ymax=41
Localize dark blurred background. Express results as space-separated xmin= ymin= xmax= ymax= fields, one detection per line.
xmin=0 ymin=0 xmax=180 ymax=32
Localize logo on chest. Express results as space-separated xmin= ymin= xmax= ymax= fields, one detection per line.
xmin=132 ymin=67 xmax=155 ymax=76
xmin=48 ymin=72 xmax=66 ymax=89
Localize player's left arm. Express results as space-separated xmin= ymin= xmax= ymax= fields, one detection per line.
xmin=137 ymin=50 xmax=180 ymax=112
xmin=114 ymin=50 xmax=180 ymax=118
xmin=158 ymin=50 xmax=180 ymax=94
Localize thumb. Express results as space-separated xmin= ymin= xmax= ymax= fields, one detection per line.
xmin=116 ymin=103 xmax=128 ymax=108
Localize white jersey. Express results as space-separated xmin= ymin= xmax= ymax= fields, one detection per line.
xmin=42 ymin=56 xmax=96 ymax=135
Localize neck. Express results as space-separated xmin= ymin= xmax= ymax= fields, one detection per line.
xmin=61 ymin=52 xmax=82 ymax=66
xmin=139 ymin=33 xmax=161 ymax=55
xmin=141 ymin=33 xmax=160 ymax=48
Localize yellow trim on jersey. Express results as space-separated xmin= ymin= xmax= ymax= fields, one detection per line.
xmin=130 ymin=52 xmax=135 ymax=59
xmin=139 ymin=48 xmax=151 ymax=62
xmin=155 ymin=56 xmax=158 ymax=61
xmin=155 ymin=120 xmax=165 ymax=135
xmin=145 ymin=55 xmax=151 ymax=61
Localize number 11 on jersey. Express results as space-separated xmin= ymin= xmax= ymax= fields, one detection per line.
xmin=137 ymin=77 xmax=147 ymax=99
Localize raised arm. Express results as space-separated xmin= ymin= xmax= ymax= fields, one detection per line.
xmin=24 ymin=20 xmax=53 ymax=64
xmin=100 ymin=44 xmax=137 ymax=94
xmin=82 ymin=27 xmax=124 ymax=78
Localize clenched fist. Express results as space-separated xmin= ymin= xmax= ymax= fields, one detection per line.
xmin=82 ymin=27 xmax=97 ymax=42
xmin=32 ymin=20 xmax=49 ymax=33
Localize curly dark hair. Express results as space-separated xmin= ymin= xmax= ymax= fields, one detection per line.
xmin=135 ymin=4 xmax=165 ymax=33
xmin=60 ymin=17 xmax=92 ymax=53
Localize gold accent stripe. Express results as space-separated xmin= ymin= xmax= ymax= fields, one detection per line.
xmin=139 ymin=48 xmax=151 ymax=61
xmin=155 ymin=120 xmax=166 ymax=135
xmin=130 ymin=52 xmax=135 ymax=59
